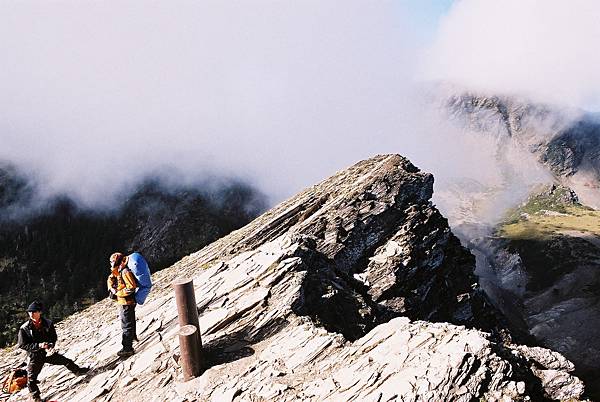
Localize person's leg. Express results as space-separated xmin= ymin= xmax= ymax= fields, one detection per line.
xmin=132 ymin=304 xmax=137 ymax=342
xmin=119 ymin=304 xmax=136 ymax=351
xmin=45 ymin=352 xmax=79 ymax=372
xmin=26 ymin=354 xmax=45 ymax=400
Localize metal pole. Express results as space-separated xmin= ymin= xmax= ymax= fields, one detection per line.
xmin=178 ymin=325 xmax=202 ymax=381
xmin=172 ymin=277 xmax=203 ymax=377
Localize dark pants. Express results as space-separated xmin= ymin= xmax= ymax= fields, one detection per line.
xmin=27 ymin=351 xmax=79 ymax=398
xmin=119 ymin=304 xmax=136 ymax=350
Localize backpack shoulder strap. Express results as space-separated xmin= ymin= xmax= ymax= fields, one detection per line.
xmin=122 ymin=267 xmax=138 ymax=282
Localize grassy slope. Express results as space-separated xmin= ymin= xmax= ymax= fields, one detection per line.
xmin=499 ymin=185 xmax=600 ymax=240
xmin=500 ymin=205 xmax=600 ymax=240
xmin=495 ymin=185 xmax=600 ymax=295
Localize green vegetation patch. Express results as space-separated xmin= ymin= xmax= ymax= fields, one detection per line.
xmin=495 ymin=184 xmax=600 ymax=293
xmin=500 ymin=205 xmax=600 ymax=240
xmin=499 ymin=184 xmax=600 ymax=240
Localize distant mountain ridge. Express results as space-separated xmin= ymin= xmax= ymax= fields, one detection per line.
xmin=444 ymin=92 xmax=600 ymax=206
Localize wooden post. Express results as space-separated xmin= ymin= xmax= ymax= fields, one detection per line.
xmin=172 ymin=277 xmax=203 ymax=379
xmin=172 ymin=277 xmax=201 ymax=335
xmin=178 ymin=325 xmax=202 ymax=381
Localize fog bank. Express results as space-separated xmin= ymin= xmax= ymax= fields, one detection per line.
xmin=423 ymin=0 xmax=600 ymax=111
xmin=1 ymin=1 xmax=591 ymax=212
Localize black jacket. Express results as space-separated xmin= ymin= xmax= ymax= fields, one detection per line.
xmin=17 ymin=318 xmax=58 ymax=354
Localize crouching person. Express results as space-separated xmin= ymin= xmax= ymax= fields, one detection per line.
xmin=18 ymin=301 xmax=88 ymax=402
xmin=107 ymin=252 xmax=138 ymax=357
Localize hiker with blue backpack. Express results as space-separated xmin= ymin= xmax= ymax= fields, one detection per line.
xmin=107 ymin=252 xmax=152 ymax=357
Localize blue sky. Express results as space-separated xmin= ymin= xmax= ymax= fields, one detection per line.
xmin=402 ymin=0 xmax=455 ymax=44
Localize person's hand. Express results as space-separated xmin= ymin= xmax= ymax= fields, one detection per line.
xmin=41 ymin=342 xmax=51 ymax=350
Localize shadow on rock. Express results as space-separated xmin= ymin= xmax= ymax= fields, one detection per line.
xmin=201 ymin=318 xmax=289 ymax=371
xmin=87 ymin=355 xmax=127 ymax=377
xmin=202 ymin=334 xmax=255 ymax=369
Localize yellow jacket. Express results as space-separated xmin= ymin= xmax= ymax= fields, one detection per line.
xmin=107 ymin=267 xmax=138 ymax=305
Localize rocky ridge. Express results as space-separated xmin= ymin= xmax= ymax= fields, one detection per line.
xmin=0 ymin=155 xmax=587 ymax=401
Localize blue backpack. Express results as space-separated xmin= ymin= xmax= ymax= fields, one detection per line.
xmin=127 ymin=252 xmax=152 ymax=305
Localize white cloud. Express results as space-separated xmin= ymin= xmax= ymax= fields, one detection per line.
xmin=0 ymin=0 xmax=566 ymax=212
xmin=0 ymin=1 xmax=428 ymax=205
xmin=423 ymin=0 xmax=600 ymax=110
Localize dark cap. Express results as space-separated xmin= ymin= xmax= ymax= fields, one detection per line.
xmin=26 ymin=301 xmax=43 ymax=312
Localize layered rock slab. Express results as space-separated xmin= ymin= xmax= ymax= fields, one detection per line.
xmin=0 ymin=155 xmax=587 ymax=401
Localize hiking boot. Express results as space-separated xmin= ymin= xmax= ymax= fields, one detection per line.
xmin=117 ymin=348 xmax=135 ymax=357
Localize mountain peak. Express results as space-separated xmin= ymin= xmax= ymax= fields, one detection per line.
xmin=0 ymin=155 xmax=586 ymax=401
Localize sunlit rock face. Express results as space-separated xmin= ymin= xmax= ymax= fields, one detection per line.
xmin=0 ymin=155 xmax=587 ymax=401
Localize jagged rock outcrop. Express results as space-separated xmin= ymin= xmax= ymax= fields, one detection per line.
xmin=0 ymin=155 xmax=587 ymax=401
